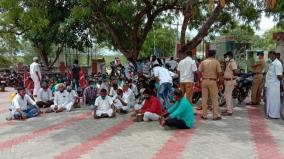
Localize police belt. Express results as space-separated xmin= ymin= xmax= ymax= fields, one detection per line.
xmin=203 ymin=78 xmax=217 ymax=81
xmin=224 ymin=78 xmax=236 ymax=81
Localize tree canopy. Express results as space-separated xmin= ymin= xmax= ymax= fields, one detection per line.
xmin=0 ymin=0 xmax=92 ymax=68
xmin=0 ymin=0 xmax=283 ymax=66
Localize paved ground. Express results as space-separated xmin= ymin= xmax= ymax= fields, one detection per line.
xmin=0 ymin=88 xmax=284 ymax=159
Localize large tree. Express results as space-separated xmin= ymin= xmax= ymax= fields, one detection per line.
xmin=0 ymin=0 xmax=91 ymax=68
xmin=69 ymin=0 xmax=182 ymax=59
xmin=180 ymin=0 xmax=266 ymax=54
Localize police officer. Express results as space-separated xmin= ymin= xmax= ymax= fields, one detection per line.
xmin=198 ymin=50 xmax=223 ymax=120
xmin=222 ymin=52 xmax=237 ymax=116
xmin=247 ymin=51 xmax=266 ymax=105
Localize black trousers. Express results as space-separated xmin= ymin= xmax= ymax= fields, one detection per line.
xmin=165 ymin=118 xmax=189 ymax=129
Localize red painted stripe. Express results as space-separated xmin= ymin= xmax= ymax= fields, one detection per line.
xmin=54 ymin=117 xmax=133 ymax=159
xmin=0 ymin=120 xmax=19 ymax=128
xmin=0 ymin=112 xmax=91 ymax=151
xmin=151 ymin=116 xmax=201 ymax=159
xmin=247 ymin=106 xmax=284 ymax=159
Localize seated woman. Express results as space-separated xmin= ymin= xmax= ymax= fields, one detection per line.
xmin=160 ymin=89 xmax=194 ymax=129
xmin=9 ymin=87 xmax=40 ymax=120
xmin=134 ymin=89 xmax=163 ymax=122
xmin=94 ymin=89 xmax=115 ymax=119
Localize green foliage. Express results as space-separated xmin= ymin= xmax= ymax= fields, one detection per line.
xmin=140 ymin=27 xmax=176 ymax=59
xmin=0 ymin=55 xmax=12 ymax=68
xmin=0 ymin=0 xmax=92 ymax=66
xmin=259 ymin=27 xmax=284 ymax=50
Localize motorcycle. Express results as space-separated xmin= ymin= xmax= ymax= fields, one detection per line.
xmin=232 ymin=73 xmax=253 ymax=104
xmin=192 ymin=82 xmax=226 ymax=106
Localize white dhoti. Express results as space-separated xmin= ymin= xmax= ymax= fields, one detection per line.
xmin=266 ymin=85 xmax=281 ymax=118
xmin=50 ymin=101 xmax=74 ymax=112
xmin=114 ymin=100 xmax=129 ymax=111
xmin=96 ymin=109 xmax=113 ymax=117
xmin=31 ymin=76 xmax=40 ymax=96
xmin=143 ymin=112 xmax=160 ymax=121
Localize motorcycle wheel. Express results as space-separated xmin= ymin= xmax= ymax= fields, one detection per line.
xmin=219 ymin=92 xmax=226 ymax=107
xmin=281 ymin=103 xmax=284 ymax=121
xmin=192 ymin=92 xmax=201 ymax=104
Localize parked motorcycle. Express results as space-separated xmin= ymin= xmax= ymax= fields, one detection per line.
xmin=192 ymin=83 xmax=226 ymax=106
xmin=232 ymin=72 xmax=253 ymax=104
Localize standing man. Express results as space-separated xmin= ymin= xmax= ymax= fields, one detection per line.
xmin=265 ymin=51 xmax=283 ymax=119
xmin=177 ymin=49 xmax=197 ymax=103
xmin=153 ymin=64 xmax=173 ymax=109
xmin=222 ymin=52 xmax=237 ymax=116
xmin=72 ymin=59 xmax=80 ymax=91
xmin=247 ymin=51 xmax=266 ymax=105
xmin=167 ymin=57 xmax=178 ymax=71
xmin=198 ymin=50 xmax=223 ymax=120
xmin=30 ymin=57 xmax=42 ymax=98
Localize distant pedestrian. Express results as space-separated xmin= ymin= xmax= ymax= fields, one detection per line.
xmin=222 ymin=52 xmax=237 ymax=116
xmin=72 ymin=59 xmax=80 ymax=91
xmin=247 ymin=51 xmax=266 ymax=105
xmin=30 ymin=57 xmax=41 ymax=98
xmin=177 ymin=49 xmax=197 ymax=103
xmin=265 ymin=51 xmax=283 ymax=119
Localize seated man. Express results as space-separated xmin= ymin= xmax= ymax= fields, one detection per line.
xmin=109 ymin=83 xmax=118 ymax=100
xmin=66 ymin=85 xmax=80 ymax=108
xmin=50 ymin=84 xmax=72 ymax=113
xmin=9 ymin=87 xmax=40 ymax=120
xmin=94 ymin=89 xmax=115 ymax=119
xmin=113 ymin=89 xmax=129 ymax=114
xmin=134 ymin=89 xmax=163 ymax=122
xmin=160 ymin=89 xmax=194 ymax=129
xmin=122 ymin=83 xmax=136 ymax=108
xmin=83 ymin=80 xmax=97 ymax=106
xmin=36 ymin=82 xmax=53 ymax=108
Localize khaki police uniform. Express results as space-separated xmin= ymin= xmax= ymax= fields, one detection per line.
xmin=198 ymin=58 xmax=222 ymax=119
xmin=251 ymin=59 xmax=266 ymax=104
xmin=224 ymin=59 xmax=237 ymax=113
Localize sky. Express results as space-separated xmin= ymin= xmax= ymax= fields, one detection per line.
xmin=255 ymin=14 xmax=277 ymax=36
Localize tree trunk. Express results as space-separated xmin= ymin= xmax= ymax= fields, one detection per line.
xmin=49 ymin=43 xmax=64 ymax=68
xmin=180 ymin=0 xmax=193 ymax=46
xmin=183 ymin=3 xmax=223 ymax=54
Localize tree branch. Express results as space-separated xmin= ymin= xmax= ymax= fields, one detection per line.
xmin=180 ymin=0 xmax=193 ymax=45
xmin=50 ymin=43 xmax=65 ymax=68
xmin=183 ymin=3 xmax=223 ymax=53
xmin=94 ymin=11 xmax=130 ymax=55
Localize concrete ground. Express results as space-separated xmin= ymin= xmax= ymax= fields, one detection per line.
xmin=0 ymin=88 xmax=283 ymax=159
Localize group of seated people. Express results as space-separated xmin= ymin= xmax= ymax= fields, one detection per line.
xmin=7 ymin=77 xmax=195 ymax=130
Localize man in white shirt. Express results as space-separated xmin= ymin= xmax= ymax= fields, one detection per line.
xmin=30 ymin=57 xmax=42 ymax=98
xmin=113 ymin=89 xmax=129 ymax=114
xmin=122 ymin=83 xmax=136 ymax=108
xmin=177 ymin=50 xmax=197 ymax=103
xmin=10 ymin=87 xmax=40 ymax=120
xmin=167 ymin=57 xmax=178 ymax=71
xmin=36 ymin=82 xmax=53 ymax=108
xmin=153 ymin=64 xmax=173 ymax=109
xmin=94 ymin=89 xmax=115 ymax=119
xmin=265 ymin=51 xmax=283 ymax=119
xmin=50 ymin=84 xmax=74 ymax=113
xmin=66 ymin=85 xmax=80 ymax=109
